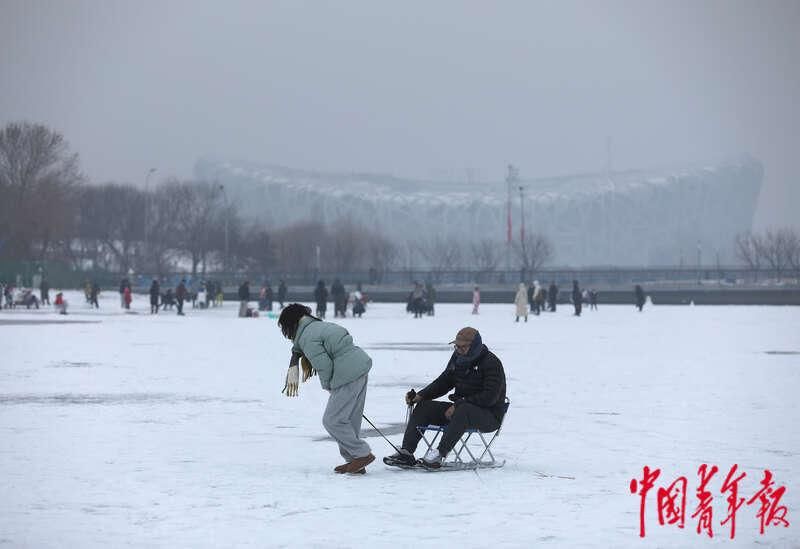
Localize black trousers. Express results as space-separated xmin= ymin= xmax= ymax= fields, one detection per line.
xmin=177 ymin=297 xmax=184 ymax=314
xmin=402 ymin=400 xmax=501 ymax=457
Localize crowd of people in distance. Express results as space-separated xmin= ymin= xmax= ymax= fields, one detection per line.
xmin=2 ymin=274 xmax=647 ymax=321
xmin=1 ymin=278 xmax=67 ymax=313
xmin=406 ymin=281 xmax=436 ymax=318
xmin=312 ymin=279 xmax=368 ymax=319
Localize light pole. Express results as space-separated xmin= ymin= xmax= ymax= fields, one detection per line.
xmin=219 ymin=184 xmax=229 ymax=273
xmin=143 ymin=168 xmax=157 ymax=265
xmin=519 ymin=185 xmax=526 ymax=280
xmin=505 ymin=165 xmax=519 ymax=274
xmin=696 ymin=240 xmax=702 ymax=284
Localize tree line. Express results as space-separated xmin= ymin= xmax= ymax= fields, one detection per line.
xmin=735 ymin=229 xmax=800 ymax=278
xmin=1 ymin=122 xmax=557 ymax=280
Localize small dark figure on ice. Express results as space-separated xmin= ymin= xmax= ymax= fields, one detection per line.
xmin=259 ymin=283 xmax=274 ymax=312
xmin=635 ymin=285 xmax=646 ymax=312
xmin=589 ymin=289 xmax=598 ymax=310
xmin=409 ymin=282 xmax=426 ymax=318
xmin=548 ymin=281 xmax=558 ymax=312
xmin=571 ymin=280 xmax=582 ymax=317
xmin=277 ymin=279 xmax=287 ymax=309
xmin=175 ymin=279 xmax=187 ymax=316
xmin=149 ymin=279 xmax=160 ymax=314
xmin=314 ymin=280 xmax=328 ymax=319
xmin=238 ymin=280 xmax=251 ymax=318
xmin=331 ymin=278 xmax=347 ymax=318
xmin=425 ymin=281 xmax=436 ymax=316
xmin=89 ymin=282 xmax=100 ymax=309
xmin=40 ymin=277 xmax=50 ymax=306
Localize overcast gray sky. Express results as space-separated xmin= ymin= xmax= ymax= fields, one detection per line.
xmin=2 ymin=0 xmax=798 ymax=229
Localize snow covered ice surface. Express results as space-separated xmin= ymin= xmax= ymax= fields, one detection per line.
xmin=1 ymin=293 xmax=798 ymax=548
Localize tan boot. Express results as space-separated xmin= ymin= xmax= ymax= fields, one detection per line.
xmin=334 ymin=462 xmax=350 ymax=474
xmin=344 ymin=453 xmax=375 ymax=473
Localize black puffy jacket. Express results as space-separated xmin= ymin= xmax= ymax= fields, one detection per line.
xmin=418 ymin=344 xmax=507 ymax=421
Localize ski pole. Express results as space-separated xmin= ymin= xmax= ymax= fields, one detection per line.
xmin=362 ymin=414 xmax=402 ymax=454
xmin=404 ymin=388 xmax=416 ymax=432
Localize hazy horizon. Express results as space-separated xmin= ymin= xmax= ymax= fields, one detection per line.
xmin=2 ymin=0 xmax=798 ymax=230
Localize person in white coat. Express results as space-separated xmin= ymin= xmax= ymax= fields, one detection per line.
xmin=514 ymin=282 xmax=528 ymax=322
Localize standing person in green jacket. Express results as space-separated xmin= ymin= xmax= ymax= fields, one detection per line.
xmin=277 ymin=303 xmax=375 ymax=474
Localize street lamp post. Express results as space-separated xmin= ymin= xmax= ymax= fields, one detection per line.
xmin=143 ymin=168 xmax=157 ymax=266
xmin=696 ymin=240 xmax=702 ymax=284
xmin=219 ymin=184 xmax=229 ymax=273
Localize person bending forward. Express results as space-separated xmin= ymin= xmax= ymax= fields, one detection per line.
xmin=278 ymin=303 xmax=374 ymax=474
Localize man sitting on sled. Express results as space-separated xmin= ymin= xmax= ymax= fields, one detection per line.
xmin=384 ymin=327 xmax=507 ymax=469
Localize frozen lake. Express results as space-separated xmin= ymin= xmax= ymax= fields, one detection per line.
xmin=1 ymin=292 xmax=798 ymax=547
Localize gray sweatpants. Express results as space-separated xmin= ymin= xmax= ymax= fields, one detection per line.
xmin=322 ymin=374 xmax=371 ymax=461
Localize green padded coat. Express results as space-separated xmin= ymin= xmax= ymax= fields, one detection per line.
xmin=291 ymin=315 xmax=372 ymax=390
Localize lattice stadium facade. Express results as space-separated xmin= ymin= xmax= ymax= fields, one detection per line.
xmin=195 ymin=157 xmax=762 ymax=266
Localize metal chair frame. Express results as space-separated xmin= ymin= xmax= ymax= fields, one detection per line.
xmin=416 ymin=398 xmax=510 ymax=469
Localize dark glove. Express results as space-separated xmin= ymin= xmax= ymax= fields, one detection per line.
xmin=448 ymin=393 xmax=465 ymax=405
xmin=405 ymin=389 xmax=417 ymax=406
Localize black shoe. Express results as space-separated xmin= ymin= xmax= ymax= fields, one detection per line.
xmin=383 ymin=449 xmax=416 ymax=467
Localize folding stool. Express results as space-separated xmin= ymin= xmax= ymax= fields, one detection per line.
xmin=416 ymin=398 xmax=510 ymax=469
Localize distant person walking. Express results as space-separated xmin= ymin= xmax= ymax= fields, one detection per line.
xmin=40 ymin=277 xmax=50 ymax=306
xmin=238 ymin=280 xmax=251 ymax=318
xmin=410 ymin=282 xmax=425 ymax=319
xmin=571 ymin=280 xmax=582 ymax=316
xmin=314 ymin=280 xmax=328 ymax=319
xmin=123 ymin=285 xmax=132 ymax=309
xmin=425 ymin=281 xmax=436 ymax=316
xmin=351 ymin=285 xmax=366 ymax=318
xmin=89 ymin=282 xmax=100 ymax=309
xmin=532 ymin=281 xmax=544 ymax=315
xmin=527 ymin=282 xmax=535 ymax=315
xmin=118 ymin=278 xmax=128 ymax=308
xmin=277 ymin=279 xmax=287 ymax=309
xmin=149 ymin=279 xmax=160 ymax=314
xmin=472 ymin=285 xmax=481 ymax=314
xmin=548 ymin=281 xmax=558 ymax=312
xmin=176 ymin=279 xmax=187 ymax=316
xmin=635 ymin=285 xmax=646 ymax=312
xmin=514 ymin=282 xmax=528 ymax=322
xmin=331 ymin=278 xmax=347 ymax=318
xmin=589 ymin=289 xmax=598 ymax=310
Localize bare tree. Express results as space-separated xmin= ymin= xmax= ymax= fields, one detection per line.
xmin=470 ymin=239 xmax=502 ymax=271
xmin=240 ymin=224 xmax=274 ymax=275
xmin=366 ymin=232 xmax=399 ymax=279
xmin=735 ymin=232 xmax=764 ymax=280
xmin=787 ymin=229 xmax=800 ymax=277
xmin=760 ymin=228 xmax=795 ymax=278
xmin=0 ymin=122 xmax=83 ymax=260
xmin=325 ymin=219 xmax=366 ymax=274
xmin=736 ymin=228 xmax=800 ymax=280
xmin=513 ymin=233 xmax=553 ymax=277
xmin=145 ymin=183 xmax=184 ymax=276
xmin=272 ymin=221 xmax=326 ymax=275
xmin=735 ymin=233 xmax=761 ymax=268
xmin=78 ymin=183 xmax=145 ymax=274
xmin=168 ymin=180 xmax=223 ymax=276
xmin=417 ymin=236 xmax=462 ymax=276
